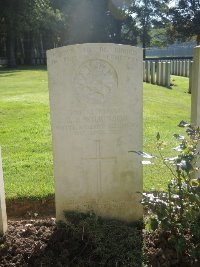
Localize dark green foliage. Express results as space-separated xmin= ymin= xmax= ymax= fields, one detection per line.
xmin=55 ymin=211 xmax=144 ymax=266
xmin=142 ymin=123 xmax=200 ymax=263
xmin=0 ymin=0 xmax=63 ymax=66
xmin=0 ymin=0 xmax=174 ymax=65
xmin=169 ymin=0 xmax=200 ymax=44
xmin=132 ymin=0 xmax=170 ymax=56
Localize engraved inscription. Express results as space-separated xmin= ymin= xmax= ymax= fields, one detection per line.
xmin=75 ymin=59 xmax=118 ymax=104
xmin=84 ymin=140 xmax=116 ymax=195
xmin=64 ymin=200 xmax=133 ymax=211
xmin=52 ymin=110 xmax=134 ymax=135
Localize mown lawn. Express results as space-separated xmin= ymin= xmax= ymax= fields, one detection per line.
xmin=0 ymin=67 xmax=191 ymax=199
xmin=143 ymin=75 xmax=191 ymax=191
xmin=0 ymin=66 xmax=54 ymax=199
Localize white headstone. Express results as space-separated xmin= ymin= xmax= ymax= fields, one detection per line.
xmin=143 ymin=61 xmax=146 ymax=81
xmin=189 ymin=61 xmax=194 ymax=94
xmin=182 ymin=61 xmax=186 ymax=77
xmin=191 ymin=47 xmax=200 ymax=124
xmin=177 ymin=61 xmax=179 ymax=76
xmin=186 ymin=60 xmax=190 ymax=77
xmin=161 ymin=62 xmax=166 ymax=86
xmin=150 ymin=62 xmax=156 ymax=84
xmin=0 ymin=148 xmax=7 ymax=234
xmin=145 ymin=61 xmax=151 ymax=83
xmin=165 ymin=62 xmax=171 ymax=88
xmin=170 ymin=61 xmax=173 ymax=73
xmin=191 ymin=47 xmax=200 ymax=178
xmin=47 ymin=43 xmax=143 ymax=222
xmin=156 ymin=62 xmax=162 ymax=85
xmin=174 ymin=61 xmax=177 ymax=75
xmin=176 ymin=60 xmax=179 ymax=76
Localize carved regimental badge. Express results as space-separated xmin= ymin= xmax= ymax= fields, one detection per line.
xmin=75 ymin=59 xmax=118 ymax=104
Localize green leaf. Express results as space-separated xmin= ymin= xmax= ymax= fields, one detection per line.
xmin=156 ymin=132 xmax=160 ymax=141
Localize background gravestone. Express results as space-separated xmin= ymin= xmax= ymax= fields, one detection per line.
xmin=0 ymin=147 xmax=7 ymax=234
xmin=47 ymin=43 xmax=143 ymax=222
xmin=191 ymin=46 xmax=200 ymax=125
xmin=191 ymin=46 xmax=200 ymax=178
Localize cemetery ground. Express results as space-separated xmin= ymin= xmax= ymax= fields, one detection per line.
xmin=0 ymin=66 xmax=196 ymax=266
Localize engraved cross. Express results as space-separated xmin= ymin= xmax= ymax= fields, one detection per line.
xmin=86 ymin=140 xmax=116 ymax=195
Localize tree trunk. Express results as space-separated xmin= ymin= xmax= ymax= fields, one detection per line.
xmin=24 ymin=32 xmax=34 ymax=65
xmin=196 ymin=34 xmax=200 ymax=45
xmin=6 ymin=30 xmax=17 ymax=68
xmin=142 ymin=31 xmax=147 ymax=59
xmin=114 ymin=20 xmax=122 ymax=43
xmin=143 ymin=41 xmax=146 ymax=59
xmin=142 ymin=23 xmax=147 ymax=59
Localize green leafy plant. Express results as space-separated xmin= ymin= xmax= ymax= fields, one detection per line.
xmin=141 ymin=122 xmax=200 ymax=262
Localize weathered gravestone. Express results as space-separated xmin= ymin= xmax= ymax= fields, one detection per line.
xmin=191 ymin=46 xmax=200 ymax=125
xmin=0 ymin=147 xmax=7 ymax=234
xmin=191 ymin=46 xmax=200 ymax=177
xmin=47 ymin=43 xmax=143 ymax=222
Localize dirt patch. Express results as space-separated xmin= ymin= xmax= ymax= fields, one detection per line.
xmin=0 ymin=215 xmax=143 ymax=267
xmin=2 ymin=202 xmax=200 ymax=266
xmin=0 ymin=213 xmax=199 ymax=266
xmin=0 ymin=218 xmax=56 ymax=267
xmin=6 ymin=198 xmax=55 ymax=218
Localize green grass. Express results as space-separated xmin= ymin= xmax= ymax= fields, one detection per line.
xmin=0 ymin=67 xmax=191 ymax=199
xmin=0 ymin=66 xmax=54 ymax=199
xmin=143 ymin=75 xmax=191 ymax=191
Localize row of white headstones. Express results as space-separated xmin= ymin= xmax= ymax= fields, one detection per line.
xmin=143 ymin=61 xmax=171 ymax=87
xmin=143 ymin=60 xmax=193 ymax=88
xmin=0 ymin=44 xmax=200 ymax=235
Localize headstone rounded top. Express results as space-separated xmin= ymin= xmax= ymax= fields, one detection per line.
xmin=47 ymin=43 xmax=142 ymax=55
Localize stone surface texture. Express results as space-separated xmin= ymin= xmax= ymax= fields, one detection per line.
xmin=191 ymin=47 xmax=200 ymax=183
xmin=0 ymin=147 xmax=7 ymax=234
xmin=47 ymin=43 xmax=143 ymax=222
xmin=191 ymin=46 xmax=200 ymax=125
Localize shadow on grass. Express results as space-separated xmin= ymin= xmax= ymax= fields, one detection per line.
xmin=0 ymin=65 xmax=47 ymax=76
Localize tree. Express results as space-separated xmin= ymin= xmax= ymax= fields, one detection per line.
xmin=0 ymin=0 xmax=63 ymax=67
xmin=22 ymin=0 xmax=64 ymax=64
xmin=149 ymin=27 xmax=169 ymax=47
xmin=57 ymin=0 xmax=135 ymax=45
xmin=54 ymin=0 xmax=139 ymax=45
xmin=1 ymin=0 xmax=167 ymax=65
xmin=169 ymin=0 xmax=200 ymax=44
xmin=107 ymin=0 xmax=139 ymax=45
xmin=133 ymin=0 xmax=170 ymax=57
xmin=0 ymin=0 xmax=26 ymax=67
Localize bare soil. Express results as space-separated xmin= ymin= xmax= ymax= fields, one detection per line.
xmin=0 ymin=201 xmax=199 ymax=267
xmin=0 ymin=218 xmax=56 ymax=266
xmin=0 ymin=217 xmax=143 ymax=267
xmin=6 ymin=198 xmax=55 ymax=218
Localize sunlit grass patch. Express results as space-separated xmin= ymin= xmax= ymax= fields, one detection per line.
xmin=0 ymin=66 xmax=54 ymax=199
xmin=143 ymin=75 xmax=191 ymax=191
